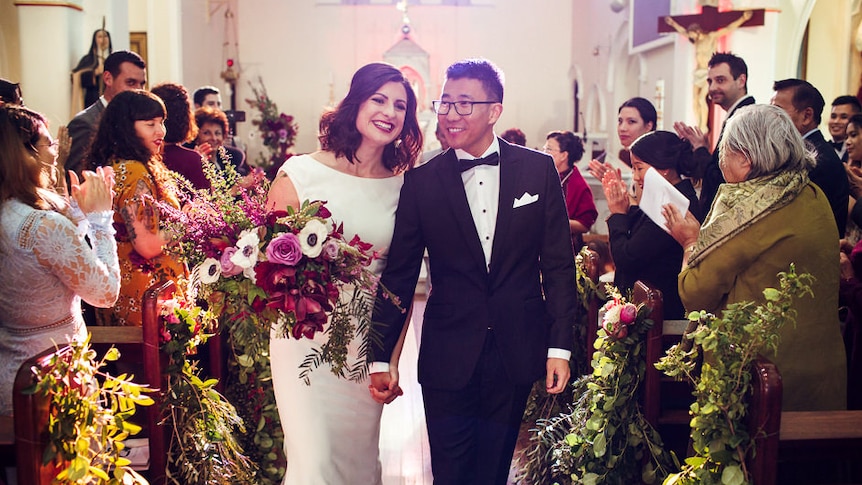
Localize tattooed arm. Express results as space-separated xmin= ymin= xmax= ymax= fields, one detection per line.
xmin=118 ymin=176 xmax=171 ymax=260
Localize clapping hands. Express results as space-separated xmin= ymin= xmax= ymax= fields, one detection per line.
xmin=601 ymin=167 xmax=630 ymax=215
xmin=69 ymin=166 xmax=114 ymax=214
xmin=673 ymin=122 xmax=708 ymax=150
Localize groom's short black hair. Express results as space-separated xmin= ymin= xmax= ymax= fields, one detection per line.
xmin=446 ymin=58 xmax=504 ymax=103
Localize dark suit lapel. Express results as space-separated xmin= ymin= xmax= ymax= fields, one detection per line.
xmin=488 ymin=140 xmax=520 ymax=278
xmin=439 ymin=150 xmax=488 ymax=271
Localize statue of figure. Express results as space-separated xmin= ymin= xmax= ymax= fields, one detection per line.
xmin=665 ymin=10 xmax=753 ymax=131
xmin=71 ymin=29 xmax=112 ymax=114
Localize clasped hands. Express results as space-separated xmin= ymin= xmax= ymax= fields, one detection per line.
xmin=369 ymin=370 xmax=403 ymax=405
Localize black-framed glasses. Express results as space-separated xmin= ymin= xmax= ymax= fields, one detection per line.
xmin=432 ymin=100 xmax=499 ymax=116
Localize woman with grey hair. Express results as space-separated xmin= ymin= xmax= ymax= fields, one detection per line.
xmin=662 ymin=104 xmax=846 ymax=412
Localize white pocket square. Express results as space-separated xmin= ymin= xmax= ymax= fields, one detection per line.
xmin=513 ymin=192 xmax=539 ymax=208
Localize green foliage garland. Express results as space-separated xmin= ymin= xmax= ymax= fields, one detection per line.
xmin=27 ymin=336 xmax=154 ymax=484
xmin=160 ymin=300 xmax=257 ymax=484
xmin=519 ymin=288 xmax=674 ymax=484
xmin=212 ymin=287 xmax=287 ymax=484
xmin=656 ymin=265 xmax=813 ymax=485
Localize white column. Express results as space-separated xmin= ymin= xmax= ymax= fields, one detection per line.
xmin=15 ymin=0 xmax=84 ymax=130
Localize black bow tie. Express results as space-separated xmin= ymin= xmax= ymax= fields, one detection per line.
xmin=831 ymin=141 xmax=845 ymax=151
xmin=459 ymin=152 xmax=499 ymax=172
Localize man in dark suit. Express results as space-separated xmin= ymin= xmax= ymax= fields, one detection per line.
xmin=674 ymin=52 xmax=754 ymax=214
xmin=827 ymin=95 xmax=862 ymax=163
xmin=369 ymin=59 xmax=577 ymax=484
xmin=66 ymin=50 xmax=146 ymax=177
xmin=772 ymin=78 xmax=850 ymax=237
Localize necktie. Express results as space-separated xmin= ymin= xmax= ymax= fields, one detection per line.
xmin=459 ymin=152 xmax=499 ymax=172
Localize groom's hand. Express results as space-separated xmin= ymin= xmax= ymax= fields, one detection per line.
xmin=545 ymin=358 xmax=571 ymax=394
xmin=369 ymin=372 xmax=402 ymax=404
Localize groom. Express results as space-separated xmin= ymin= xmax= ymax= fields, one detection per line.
xmin=370 ymin=58 xmax=577 ymax=484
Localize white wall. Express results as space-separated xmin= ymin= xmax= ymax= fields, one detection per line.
xmin=231 ymin=1 xmax=574 ymax=156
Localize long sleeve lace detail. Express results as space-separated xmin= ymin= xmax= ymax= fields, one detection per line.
xmin=20 ymin=208 xmax=120 ymax=308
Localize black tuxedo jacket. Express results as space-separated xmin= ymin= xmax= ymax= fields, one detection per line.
xmin=806 ymin=129 xmax=849 ymax=237
xmin=67 ymin=100 xmax=106 ymax=176
xmin=698 ymin=95 xmax=756 ymax=214
xmin=372 ymin=139 xmax=577 ymax=390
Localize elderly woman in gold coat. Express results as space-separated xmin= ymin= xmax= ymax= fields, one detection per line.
xmin=662 ymin=104 xmax=846 ymax=411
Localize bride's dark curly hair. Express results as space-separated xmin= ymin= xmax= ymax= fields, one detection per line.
xmin=318 ymin=62 xmax=422 ymax=173
xmin=89 ymin=90 xmax=174 ymax=199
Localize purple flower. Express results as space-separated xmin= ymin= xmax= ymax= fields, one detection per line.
xmin=266 ymin=232 xmax=303 ymax=265
xmin=220 ymin=247 xmax=244 ymax=277
xmin=321 ymin=239 xmax=341 ymax=261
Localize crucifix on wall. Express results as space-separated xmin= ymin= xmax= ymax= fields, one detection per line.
xmin=659 ymin=6 xmax=764 ymax=131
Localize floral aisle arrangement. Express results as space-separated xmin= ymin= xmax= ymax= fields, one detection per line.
xmin=518 ymin=287 xmax=674 ymax=485
xmin=159 ymin=297 xmax=256 ymax=484
xmin=246 ymin=77 xmax=298 ymax=171
xmin=27 ymin=337 xmax=154 ymax=484
xmin=656 ymin=266 xmax=812 ymax=485
xmin=157 ymin=162 xmax=385 ymax=484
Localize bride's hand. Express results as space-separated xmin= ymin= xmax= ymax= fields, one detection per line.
xmin=369 ymin=370 xmax=403 ymax=404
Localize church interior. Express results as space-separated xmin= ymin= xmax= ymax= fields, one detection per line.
xmin=2 ymin=0 xmax=862 ymax=484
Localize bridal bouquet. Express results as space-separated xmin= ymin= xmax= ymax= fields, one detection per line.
xmin=158 ymin=162 xmax=386 ymax=378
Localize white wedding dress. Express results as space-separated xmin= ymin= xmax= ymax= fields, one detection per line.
xmin=270 ymin=154 xmax=403 ymax=485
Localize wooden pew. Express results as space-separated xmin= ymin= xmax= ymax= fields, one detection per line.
xmin=12 ymin=345 xmax=73 ymax=485
xmin=581 ymin=248 xmax=601 ymax=368
xmin=745 ymin=355 xmax=782 ymax=485
xmin=4 ymin=281 xmax=177 ymax=484
xmin=632 ymin=280 xmax=664 ymax=428
xmin=632 ymin=280 xmax=696 ymax=459
xmin=746 ymin=354 xmax=862 ymax=484
xmin=86 ymin=280 xmax=175 ymax=485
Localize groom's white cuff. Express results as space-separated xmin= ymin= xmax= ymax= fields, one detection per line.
xmin=548 ymin=348 xmax=571 ymax=360
xmin=370 ymin=362 xmax=390 ymax=374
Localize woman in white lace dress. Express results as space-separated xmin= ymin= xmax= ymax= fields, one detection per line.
xmin=0 ymin=105 xmax=120 ymax=416
xmin=265 ymin=62 xmax=423 ymax=485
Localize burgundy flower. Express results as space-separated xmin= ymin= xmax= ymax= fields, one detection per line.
xmin=602 ymin=319 xmax=628 ymax=340
xmin=348 ymin=234 xmax=373 ymax=252
xmin=254 ymin=261 xmax=297 ymax=295
xmin=292 ymin=319 xmax=325 ymax=340
xmin=251 ymin=296 xmax=266 ymax=313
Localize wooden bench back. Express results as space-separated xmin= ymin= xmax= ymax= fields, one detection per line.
xmin=12 ymin=280 xmax=175 ymax=485
xmin=746 ymin=355 xmax=782 ymax=485
xmin=12 ymin=345 xmax=73 ymax=485
xmin=581 ymin=248 xmax=601 ymax=367
xmin=632 ymin=280 xmax=664 ymax=427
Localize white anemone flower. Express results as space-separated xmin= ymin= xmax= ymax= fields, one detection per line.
xmin=298 ymin=219 xmax=329 ymax=258
xmin=231 ymin=229 xmax=261 ymax=269
xmin=195 ymin=258 xmax=222 ymax=284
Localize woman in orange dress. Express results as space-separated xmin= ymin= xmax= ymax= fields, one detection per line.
xmin=89 ymin=90 xmax=186 ymax=326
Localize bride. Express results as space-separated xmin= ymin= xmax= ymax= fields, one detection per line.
xmin=265 ymin=62 xmax=423 ymax=485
